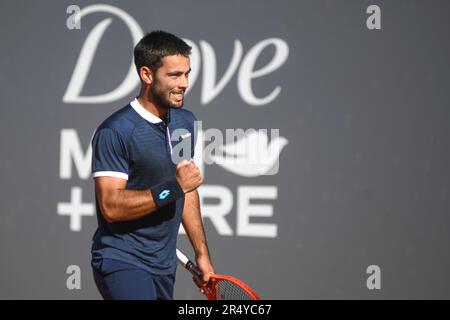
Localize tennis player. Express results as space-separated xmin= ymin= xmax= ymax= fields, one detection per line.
xmin=90 ymin=30 xmax=214 ymax=300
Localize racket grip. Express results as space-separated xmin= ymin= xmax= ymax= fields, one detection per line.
xmin=186 ymin=261 xmax=203 ymax=286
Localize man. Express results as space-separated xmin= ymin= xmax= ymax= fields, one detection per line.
xmin=90 ymin=30 xmax=214 ymax=300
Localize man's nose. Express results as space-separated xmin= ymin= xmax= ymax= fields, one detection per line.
xmin=178 ymin=75 xmax=188 ymax=89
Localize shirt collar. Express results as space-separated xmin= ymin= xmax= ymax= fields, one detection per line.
xmin=130 ymin=98 xmax=163 ymax=124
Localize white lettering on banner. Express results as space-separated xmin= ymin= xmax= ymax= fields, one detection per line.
xmin=55 ymin=184 xmax=279 ymax=237
xmin=237 ymin=186 xmax=278 ymax=238
xmin=200 ymin=40 xmax=243 ymax=105
xmin=179 ymin=185 xmax=278 ymax=238
xmin=211 ymin=129 xmax=287 ymax=176
xmin=182 ymin=39 xmax=200 ymax=95
xmin=57 ymin=187 xmax=95 ymax=232
xmin=238 ymin=38 xmax=289 ymax=106
xmin=62 ymin=4 xmax=289 ymax=106
xmin=59 ymin=129 xmax=92 ymax=179
xmin=63 ymin=4 xmax=144 ymax=104
xmin=58 ymin=128 xmax=281 ymax=237
xmin=190 ymin=125 xmax=289 ymax=177
xmin=198 ymin=185 xmax=234 ymax=236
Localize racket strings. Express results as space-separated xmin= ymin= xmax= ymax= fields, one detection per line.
xmin=213 ymin=279 xmax=255 ymax=300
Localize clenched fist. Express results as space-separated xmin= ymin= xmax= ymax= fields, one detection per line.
xmin=175 ymin=160 xmax=203 ymax=193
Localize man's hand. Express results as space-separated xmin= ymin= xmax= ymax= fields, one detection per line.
xmin=196 ymin=255 xmax=215 ymax=286
xmin=176 ymin=160 xmax=203 ymax=193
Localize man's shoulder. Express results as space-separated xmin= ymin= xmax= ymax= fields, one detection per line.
xmin=97 ymin=104 xmax=140 ymax=137
xmin=171 ymin=107 xmax=197 ymax=123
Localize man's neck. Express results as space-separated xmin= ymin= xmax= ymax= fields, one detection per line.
xmin=137 ymin=95 xmax=167 ymax=121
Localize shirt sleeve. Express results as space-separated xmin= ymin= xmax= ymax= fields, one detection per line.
xmin=91 ymin=128 xmax=129 ymax=180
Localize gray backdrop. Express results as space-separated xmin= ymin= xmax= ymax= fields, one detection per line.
xmin=1 ymin=0 xmax=449 ymax=299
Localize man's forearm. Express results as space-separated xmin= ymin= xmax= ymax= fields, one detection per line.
xmin=182 ymin=190 xmax=211 ymax=259
xmin=96 ymin=176 xmax=185 ymax=223
xmin=98 ymin=188 xmax=158 ymax=223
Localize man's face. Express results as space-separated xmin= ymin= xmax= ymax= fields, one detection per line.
xmin=151 ymin=54 xmax=190 ymax=109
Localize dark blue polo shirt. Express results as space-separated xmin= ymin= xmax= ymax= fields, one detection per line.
xmin=91 ymin=98 xmax=196 ymax=276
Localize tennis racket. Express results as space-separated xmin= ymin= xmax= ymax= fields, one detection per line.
xmin=176 ymin=249 xmax=260 ymax=300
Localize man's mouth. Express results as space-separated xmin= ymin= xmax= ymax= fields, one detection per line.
xmin=172 ymin=92 xmax=184 ymax=101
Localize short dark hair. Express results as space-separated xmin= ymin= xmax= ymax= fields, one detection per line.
xmin=134 ymin=30 xmax=191 ymax=73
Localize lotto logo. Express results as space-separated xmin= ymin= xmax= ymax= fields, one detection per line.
xmin=159 ymin=189 xmax=171 ymax=200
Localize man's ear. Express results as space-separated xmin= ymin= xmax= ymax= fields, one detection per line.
xmin=139 ymin=66 xmax=153 ymax=85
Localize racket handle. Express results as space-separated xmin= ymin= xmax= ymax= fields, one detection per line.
xmin=176 ymin=249 xmax=204 ymax=287
xmin=186 ymin=261 xmax=203 ymax=286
